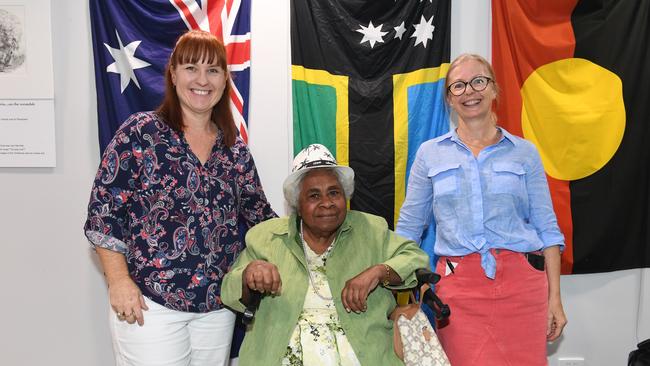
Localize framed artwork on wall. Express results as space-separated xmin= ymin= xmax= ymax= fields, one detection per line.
xmin=0 ymin=0 xmax=55 ymax=167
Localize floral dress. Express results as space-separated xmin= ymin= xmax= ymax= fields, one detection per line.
xmin=281 ymin=243 xmax=361 ymax=366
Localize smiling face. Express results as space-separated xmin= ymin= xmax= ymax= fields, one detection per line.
xmin=171 ymin=61 xmax=227 ymax=120
xmin=298 ymin=169 xmax=347 ymax=239
xmin=446 ymin=58 xmax=497 ymax=122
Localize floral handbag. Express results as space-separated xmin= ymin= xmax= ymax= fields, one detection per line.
xmin=389 ymin=284 xmax=451 ymax=366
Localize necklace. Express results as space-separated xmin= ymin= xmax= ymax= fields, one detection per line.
xmin=457 ymin=126 xmax=501 ymax=149
xmin=300 ymin=221 xmax=335 ymax=301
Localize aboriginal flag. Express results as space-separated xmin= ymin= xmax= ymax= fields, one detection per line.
xmin=492 ymin=0 xmax=650 ymax=273
xmin=291 ymin=0 xmax=451 ymax=250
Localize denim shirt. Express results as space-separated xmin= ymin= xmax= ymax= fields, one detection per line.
xmin=396 ymin=127 xmax=564 ymax=279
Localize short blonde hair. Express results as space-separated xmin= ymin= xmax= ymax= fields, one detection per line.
xmin=445 ymin=53 xmax=500 ymax=118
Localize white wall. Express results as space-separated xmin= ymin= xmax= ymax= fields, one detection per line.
xmin=0 ymin=1 xmax=113 ymax=364
xmin=0 ymin=0 xmax=647 ymax=364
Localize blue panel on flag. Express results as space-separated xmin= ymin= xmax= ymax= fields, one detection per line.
xmin=406 ymin=80 xmax=449 ymax=269
xmin=407 ymin=80 xmax=449 ymax=174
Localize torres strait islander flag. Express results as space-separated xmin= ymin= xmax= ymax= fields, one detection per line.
xmin=291 ymin=0 xmax=451 ymax=263
xmin=89 ymin=0 xmax=252 ymax=153
xmin=492 ymin=0 xmax=650 ymax=273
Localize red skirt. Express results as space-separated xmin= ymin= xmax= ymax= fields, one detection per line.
xmin=435 ymin=249 xmax=548 ymax=366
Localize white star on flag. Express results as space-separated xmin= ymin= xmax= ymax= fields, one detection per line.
xmin=104 ymin=30 xmax=151 ymax=93
xmin=410 ymin=15 xmax=435 ymax=48
xmin=394 ymin=22 xmax=407 ymax=40
xmin=356 ymin=21 xmax=388 ymax=49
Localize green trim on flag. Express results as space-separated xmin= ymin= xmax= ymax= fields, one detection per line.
xmin=291 ymin=66 xmax=349 ymax=165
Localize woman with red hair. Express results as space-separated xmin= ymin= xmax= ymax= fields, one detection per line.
xmin=84 ymin=30 xmax=276 ymax=365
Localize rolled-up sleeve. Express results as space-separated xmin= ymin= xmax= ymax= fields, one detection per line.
xmin=83 ymin=119 xmax=141 ymax=254
xmin=382 ymin=229 xmax=430 ymax=290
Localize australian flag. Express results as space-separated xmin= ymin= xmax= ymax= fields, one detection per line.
xmin=90 ymin=0 xmax=252 ymax=153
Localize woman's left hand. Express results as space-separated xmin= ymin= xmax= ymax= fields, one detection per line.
xmin=341 ymin=265 xmax=383 ymax=313
xmin=547 ymin=296 xmax=567 ymax=341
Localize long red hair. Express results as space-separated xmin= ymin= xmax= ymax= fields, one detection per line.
xmin=157 ymin=30 xmax=236 ymax=147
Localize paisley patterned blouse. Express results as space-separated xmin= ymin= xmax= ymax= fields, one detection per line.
xmin=84 ymin=112 xmax=276 ymax=313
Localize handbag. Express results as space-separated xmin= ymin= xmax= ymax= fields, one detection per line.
xmin=389 ymin=284 xmax=451 ymax=366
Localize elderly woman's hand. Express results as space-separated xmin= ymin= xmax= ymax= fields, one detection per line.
xmin=244 ymin=260 xmax=282 ymax=295
xmin=341 ymin=265 xmax=385 ymax=313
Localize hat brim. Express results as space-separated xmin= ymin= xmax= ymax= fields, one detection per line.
xmin=282 ymin=165 xmax=355 ymax=199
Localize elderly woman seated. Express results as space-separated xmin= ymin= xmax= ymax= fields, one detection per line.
xmin=221 ymin=144 xmax=429 ymax=365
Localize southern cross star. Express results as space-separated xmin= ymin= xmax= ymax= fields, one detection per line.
xmin=356 ymin=21 xmax=388 ymax=49
xmin=104 ymin=30 xmax=151 ymax=93
xmin=394 ymin=22 xmax=407 ymax=40
xmin=410 ymin=15 xmax=435 ymax=48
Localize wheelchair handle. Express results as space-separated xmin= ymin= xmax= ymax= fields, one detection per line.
xmin=415 ymin=268 xmax=451 ymax=320
xmin=415 ymin=268 xmax=441 ymax=285
xmin=241 ymin=290 xmax=263 ymax=325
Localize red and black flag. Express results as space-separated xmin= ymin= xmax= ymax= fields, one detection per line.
xmin=291 ymin=0 xmax=451 ymax=233
xmin=492 ymin=0 xmax=650 ymax=273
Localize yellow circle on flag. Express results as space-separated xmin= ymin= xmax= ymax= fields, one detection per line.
xmin=520 ymin=58 xmax=625 ymax=180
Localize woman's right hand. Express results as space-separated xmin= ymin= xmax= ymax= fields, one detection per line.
xmin=244 ymin=260 xmax=282 ymax=295
xmin=108 ymin=276 xmax=148 ymax=326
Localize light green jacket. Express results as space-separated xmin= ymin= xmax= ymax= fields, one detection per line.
xmin=222 ymin=211 xmax=430 ymax=365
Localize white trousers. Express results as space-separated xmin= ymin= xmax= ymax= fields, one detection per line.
xmin=108 ymin=297 xmax=236 ymax=366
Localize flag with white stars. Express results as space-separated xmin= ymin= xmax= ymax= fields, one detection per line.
xmin=89 ymin=0 xmax=252 ymax=153
xmin=291 ymin=0 xmax=450 ymax=265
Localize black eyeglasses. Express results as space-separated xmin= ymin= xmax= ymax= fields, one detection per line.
xmin=447 ymin=76 xmax=492 ymax=96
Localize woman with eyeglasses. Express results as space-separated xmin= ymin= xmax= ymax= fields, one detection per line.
xmin=396 ymin=54 xmax=567 ymax=366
